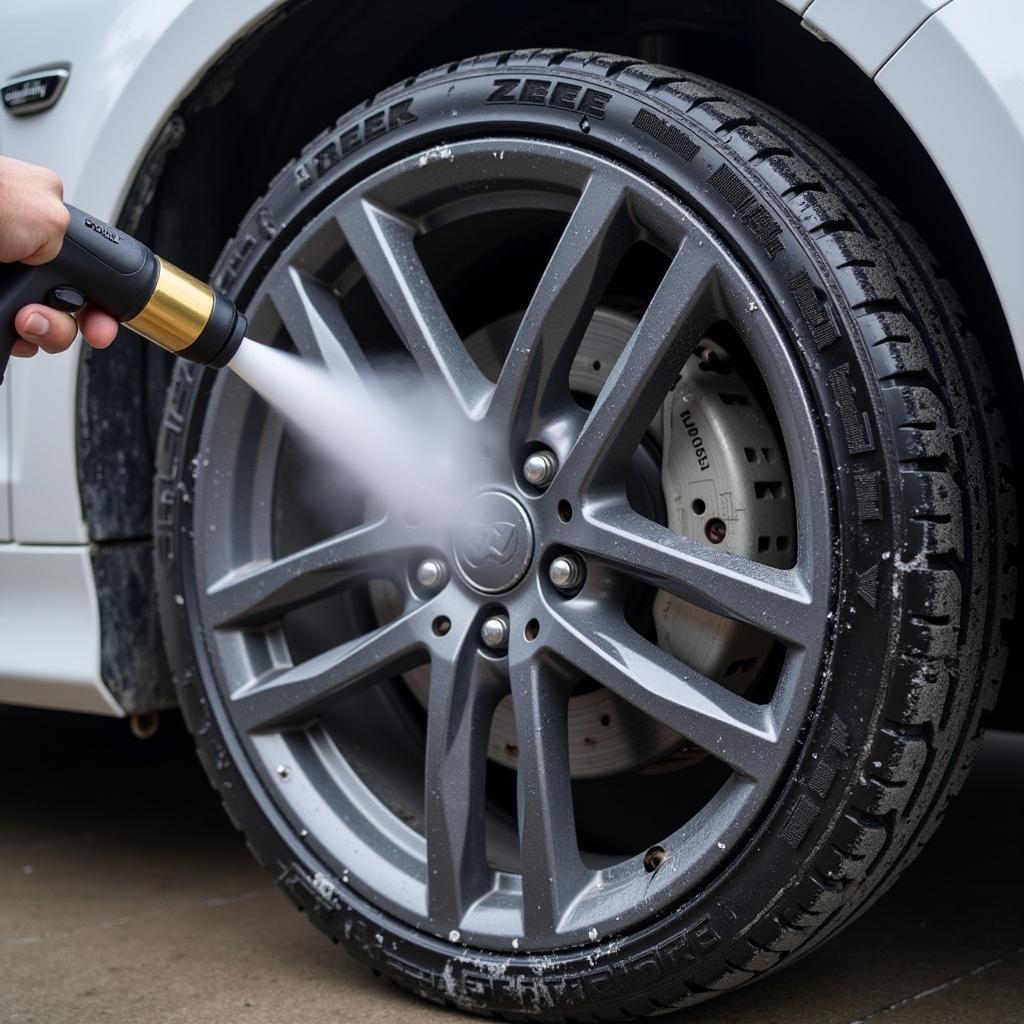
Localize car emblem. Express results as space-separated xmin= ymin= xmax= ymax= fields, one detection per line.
xmin=1 ymin=66 xmax=70 ymax=116
xmin=462 ymin=521 xmax=518 ymax=567
xmin=453 ymin=491 xmax=534 ymax=593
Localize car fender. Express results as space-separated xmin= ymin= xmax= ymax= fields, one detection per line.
xmin=797 ymin=0 xmax=1024 ymax=363
xmin=0 ymin=0 xmax=282 ymax=714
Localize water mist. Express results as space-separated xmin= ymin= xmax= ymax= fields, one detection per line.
xmin=226 ymin=337 xmax=491 ymax=534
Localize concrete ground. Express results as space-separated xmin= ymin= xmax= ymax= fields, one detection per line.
xmin=1 ymin=708 xmax=1021 ymax=1024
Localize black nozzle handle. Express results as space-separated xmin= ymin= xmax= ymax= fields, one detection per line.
xmin=0 ymin=205 xmax=245 ymax=383
xmin=51 ymin=206 xmax=161 ymax=320
xmin=0 ymin=206 xmax=160 ymax=382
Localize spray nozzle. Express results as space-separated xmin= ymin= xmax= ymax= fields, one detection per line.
xmin=0 ymin=205 xmax=246 ymax=383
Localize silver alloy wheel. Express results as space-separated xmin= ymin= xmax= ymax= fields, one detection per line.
xmin=190 ymin=138 xmax=831 ymax=951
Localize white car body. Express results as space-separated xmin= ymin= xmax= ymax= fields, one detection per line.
xmin=0 ymin=0 xmax=1021 ymax=716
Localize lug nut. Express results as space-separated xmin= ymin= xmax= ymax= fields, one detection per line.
xmin=415 ymin=558 xmax=448 ymax=589
xmin=523 ymin=450 xmax=558 ymax=487
xmin=549 ymin=554 xmax=585 ymax=591
xmin=480 ymin=614 xmax=510 ymax=650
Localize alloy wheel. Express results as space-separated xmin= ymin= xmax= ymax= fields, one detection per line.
xmin=189 ymin=138 xmax=832 ymax=951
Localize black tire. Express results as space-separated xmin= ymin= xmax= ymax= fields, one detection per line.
xmin=155 ymin=50 xmax=1015 ymax=1019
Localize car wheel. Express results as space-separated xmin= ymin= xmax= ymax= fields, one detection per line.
xmin=155 ymin=50 xmax=1015 ymax=1019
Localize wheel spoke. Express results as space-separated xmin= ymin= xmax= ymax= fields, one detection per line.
xmin=425 ymin=638 xmax=506 ymax=928
xmin=510 ymin=658 xmax=590 ymax=935
xmin=485 ymin=174 xmax=634 ymax=440
xmin=574 ymin=506 xmax=815 ymax=647
xmin=548 ymin=609 xmax=779 ymax=781
xmin=336 ymin=196 xmax=490 ymax=418
xmin=230 ymin=602 xmax=431 ymax=733
xmin=266 ymin=264 xmax=373 ymax=383
xmin=558 ymin=240 xmax=720 ymax=491
xmin=206 ymin=517 xmax=410 ymax=629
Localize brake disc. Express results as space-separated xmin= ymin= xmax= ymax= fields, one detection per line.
xmin=375 ymin=308 xmax=794 ymax=778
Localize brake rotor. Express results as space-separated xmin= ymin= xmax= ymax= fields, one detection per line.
xmin=374 ymin=308 xmax=794 ymax=778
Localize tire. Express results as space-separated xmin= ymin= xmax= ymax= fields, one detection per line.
xmin=154 ymin=50 xmax=1015 ymax=1019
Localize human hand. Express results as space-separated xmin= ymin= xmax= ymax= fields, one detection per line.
xmin=0 ymin=156 xmax=119 ymax=358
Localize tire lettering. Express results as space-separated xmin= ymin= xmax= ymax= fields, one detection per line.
xmin=708 ymin=162 xmax=784 ymax=260
xmin=487 ymin=78 xmax=519 ymax=104
xmin=854 ymin=470 xmax=881 ymax=521
xmin=788 ymin=269 xmax=840 ymax=351
xmin=578 ymin=87 xmax=610 ymax=119
xmin=779 ymin=793 xmax=820 ymax=849
xmin=293 ymin=163 xmax=312 ymax=192
xmin=632 ymin=107 xmax=698 ymax=162
xmin=550 ymin=81 xmax=581 ymax=110
xmin=807 ymin=715 xmax=850 ymax=799
xmin=256 ymin=207 xmax=277 ymax=240
xmin=387 ymin=98 xmax=417 ymax=129
xmin=364 ymin=109 xmax=387 ymax=141
xmin=826 ymin=363 xmax=875 ymax=456
xmin=294 ymin=99 xmax=418 ymax=194
xmin=520 ymin=78 xmax=550 ymax=104
xmin=314 ymin=139 xmax=341 ymax=176
xmin=339 ymin=124 xmax=361 ymax=157
xmin=486 ymin=78 xmax=611 ymax=119
xmin=215 ymin=234 xmax=256 ymax=293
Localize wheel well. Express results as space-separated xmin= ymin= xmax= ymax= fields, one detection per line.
xmin=79 ymin=0 xmax=1024 ymax=722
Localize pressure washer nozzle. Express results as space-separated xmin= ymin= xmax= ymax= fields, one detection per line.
xmin=0 ymin=204 xmax=246 ymax=383
xmin=123 ymin=257 xmax=246 ymax=368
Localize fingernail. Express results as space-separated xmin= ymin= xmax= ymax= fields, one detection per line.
xmin=23 ymin=313 xmax=48 ymax=337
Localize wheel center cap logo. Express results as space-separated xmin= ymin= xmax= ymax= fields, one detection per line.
xmin=454 ymin=492 xmax=533 ymax=593
xmin=462 ymin=521 xmax=519 ymax=568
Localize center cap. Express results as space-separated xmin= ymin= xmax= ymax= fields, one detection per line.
xmin=453 ymin=491 xmax=534 ymax=593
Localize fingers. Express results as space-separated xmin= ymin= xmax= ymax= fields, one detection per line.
xmin=77 ymin=306 xmax=119 ymax=349
xmin=11 ymin=302 xmax=119 ymax=359
xmin=14 ymin=303 xmax=79 ymax=354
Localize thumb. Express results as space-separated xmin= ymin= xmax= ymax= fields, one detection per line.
xmin=77 ymin=305 xmax=119 ymax=349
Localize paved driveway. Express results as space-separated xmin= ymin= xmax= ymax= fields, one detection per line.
xmin=2 ymin=707 xmax=1021 ymax=1024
